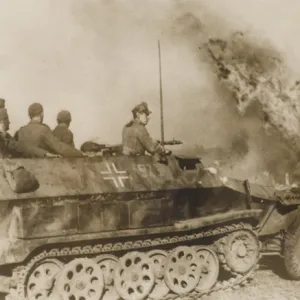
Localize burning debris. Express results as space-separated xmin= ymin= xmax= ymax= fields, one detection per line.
xmin=204 ymin=33 xmax=300 ymax=152
xmin=168 ymin=11 xmax=300 ymax=185
xmin=196 ymin=31 xmax=300 ymax=184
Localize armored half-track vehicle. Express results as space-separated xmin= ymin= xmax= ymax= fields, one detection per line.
xmin=0 ymin=147 xmax=300 ymax=300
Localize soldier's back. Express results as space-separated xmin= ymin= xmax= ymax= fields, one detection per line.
xmin=16 ymin=121 xmax=82 ymax=157
xmin=53 ymin=124 xmax=74 ymax=147
xmin=122 ymin=120 xmax=155 ymax=155
xmin=17 ymin=121 xmax=50 ymax=150
xmin=122 ymin=120 xmax=140 ymax=137
xmin=0 ymin=132 xmax=47 ymax=158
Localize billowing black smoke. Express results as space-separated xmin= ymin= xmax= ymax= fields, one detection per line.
xmin=169 ymin=11 xmax=300 ymax=184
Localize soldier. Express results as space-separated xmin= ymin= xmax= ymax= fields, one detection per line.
xmin=122 ymin=102 xmax=165 ymax=156
xmin=0 ymin=107 xmax=56 ymax=158
xmin=15 ymin=103 xmax=83 ymax=157
xmin=53 ymin=110 xmax=75 ymax=147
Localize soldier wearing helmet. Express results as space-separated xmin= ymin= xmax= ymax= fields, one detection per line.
xmin=122 ymin=102 xmax=164 ymax=156
xmin=53 ymin=110 xmax=75 ymax=147
xmin=0 ymin=107 xmax=55 ymax=158
xmin=15 ymin=103 xmax=83 ymax=157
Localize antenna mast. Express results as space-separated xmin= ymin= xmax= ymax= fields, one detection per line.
xmin=158 ymin=40 xmax=165 ymax=148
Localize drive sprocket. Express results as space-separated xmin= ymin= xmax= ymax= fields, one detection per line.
xmin=216 ymin=229 xmax=259 ymax=274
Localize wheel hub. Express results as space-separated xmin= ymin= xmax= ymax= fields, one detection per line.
xmin=131 ymin=272 xmax=139 ymax=282
xmin=178 ymin=265 xmax=186 ymax=275
xmin=75 ymin=280 xmax=86 ymax=290
xmin=237 ymin=243 xmax=247 ymax=257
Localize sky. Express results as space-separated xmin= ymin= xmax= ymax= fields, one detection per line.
xmin=0 ymin=0 xmax=300 ymax=148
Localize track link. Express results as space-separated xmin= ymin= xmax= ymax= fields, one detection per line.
xmin=8 ymin=222 xmax=258 ymax=300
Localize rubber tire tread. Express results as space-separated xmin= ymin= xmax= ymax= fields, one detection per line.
xmin=284 ymin=215 xmax=300 ymax=280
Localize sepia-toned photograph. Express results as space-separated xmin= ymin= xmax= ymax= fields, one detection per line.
xmin=0 ymin=0 xmax=299 ymax=299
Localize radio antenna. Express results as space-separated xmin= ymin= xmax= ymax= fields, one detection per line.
xmin=158 ymin=40 xmax=165 ymax=148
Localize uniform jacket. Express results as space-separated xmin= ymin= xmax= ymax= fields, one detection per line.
xmin=53 ymin=123 xmax=75 ymax=147
xmin=0 ymin=132 xmax=47 ymax=158
xmin=122 ymin=119 xmax=162 ymax=155
xmin=15 ymin=120 xmax=82 ymax=157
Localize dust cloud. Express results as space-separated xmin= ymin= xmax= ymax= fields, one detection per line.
xmin=0 ymin=0 xmax=300 ymax=183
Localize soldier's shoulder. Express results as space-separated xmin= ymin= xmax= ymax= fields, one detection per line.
xmin=41 ymin=123 xmax=51 ymax=129
xmin=17 ymin=124 xmax=30 ymax=135
xmin=33 ymin=123 xmax=51 ymax=133
xmin=133 ymin=124 xmax=148 ymax=140
xmin=27 ymin=123 xmax=51 ymax=136
xmin=124 ymin=120 xmax=134 ymax=128
xmin=52 ymin=124 xmax=61 ymax=132
xmin=18 ymin=123 xmax=28 ymax=130
xmin=131 ymin=121 xmax=146 ymax=132
xmin=20 ymin=122 xmax=49 ymax=129
xmin=136 ymin=123 xmax=148 ymax=132
xmin=62 ymin=127 xmax=73 ymax=138
xmin=61 ymin=125 xmax=73 ymax=135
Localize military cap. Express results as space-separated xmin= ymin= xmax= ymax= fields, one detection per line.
xmin=57 ymin=110 xmax=72 ymax=123
xmin=0 ymin=108 xmax=8 ymax=121
xmin=28 ymin=103 xmax=43 ymax=118
xmin=0 ymin=98 xmax=5 ymax=109
xmin=132 ymin=102 xmax=152 ymax=115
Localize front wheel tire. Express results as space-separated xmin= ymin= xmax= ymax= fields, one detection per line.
xmin=284 ymin=220 xmax=300 ymax=280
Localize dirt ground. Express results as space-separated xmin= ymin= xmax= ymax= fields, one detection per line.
xmin=204 ymin=257 xmax=300 ymax=300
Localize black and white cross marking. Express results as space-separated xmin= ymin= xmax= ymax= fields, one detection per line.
xmin=100 ymin=162 xmax=129 ymax=188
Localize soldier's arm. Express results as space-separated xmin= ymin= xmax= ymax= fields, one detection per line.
xmin=5 ymin=136 xmax=48 ymax=158
xmin=41 ymin=129 xmax=83 ymax=157
xmin=138 ymin=127 xmax=164 ymax=155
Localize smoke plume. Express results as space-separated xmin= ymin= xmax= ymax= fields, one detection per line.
xmin=164 ymin=3 xmax=300 ymax=184
xmin=201 ymin=32 xmax=300 ymax=183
